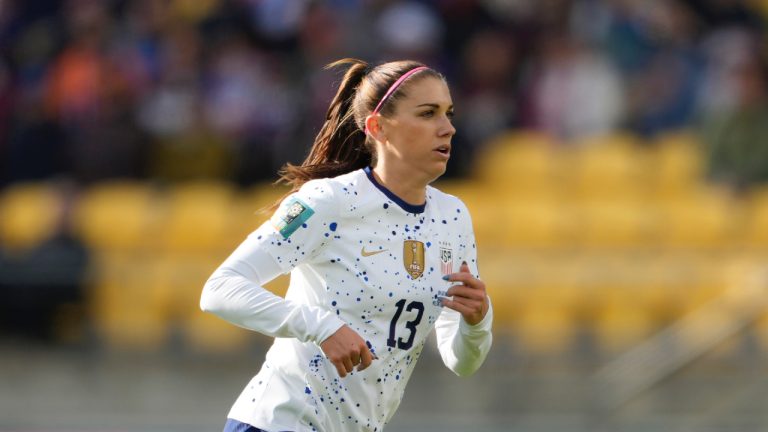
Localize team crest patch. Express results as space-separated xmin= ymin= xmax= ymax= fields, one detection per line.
xmin=403 ymin=240 xmax=425 ymax=279
xmin=271 ymin=197 xmax=314 ymax=239
xmin=439 ymin=241 xmax=453 ymax=275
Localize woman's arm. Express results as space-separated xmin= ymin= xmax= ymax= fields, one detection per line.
xmin=434 ymin=205 xmax=493 ymax=376
xmin=200 ymin=229 xmax=346 ymax=344
xmin=201 ymin=181 xmax=375 ymax=375
xmin=434 ymin=261 xmax=493 ymax=376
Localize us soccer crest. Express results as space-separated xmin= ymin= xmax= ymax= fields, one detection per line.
xmin=439 ymin=241 xmax=453 ymax=275
xmin=403 ymin=240 xmax=425 ymax=279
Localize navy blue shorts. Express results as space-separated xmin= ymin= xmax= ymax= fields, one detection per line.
xmin=222 ymin=418 xmax=267 ymax=432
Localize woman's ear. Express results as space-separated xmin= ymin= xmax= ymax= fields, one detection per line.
xmin=365 ymin=114 xmax=385 ymax=141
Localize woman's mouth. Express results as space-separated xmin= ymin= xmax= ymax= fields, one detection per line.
xmin=434 ymin=145 xmax=451 ymax=158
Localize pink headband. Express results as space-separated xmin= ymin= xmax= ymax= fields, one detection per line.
xmin=365 ymin=66 xmax=429 ymax=135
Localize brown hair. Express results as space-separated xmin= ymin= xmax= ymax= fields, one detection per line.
xmin=275 ymin=58 xmax=444 ymax=195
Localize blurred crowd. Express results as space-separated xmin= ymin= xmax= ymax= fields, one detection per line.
xmin=1 ymin=0 xmax=768 ymax=187
xmin=2 ymin=0 xmax=768 ymax=344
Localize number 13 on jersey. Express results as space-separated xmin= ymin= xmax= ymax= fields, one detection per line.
xmin=387 ymin=299 xmax=424 ymax=350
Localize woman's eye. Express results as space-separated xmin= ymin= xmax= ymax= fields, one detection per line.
xmin=447 ymin=111 xmax=455 ymax=119
xmin=420 ymin=110 xmax=434 ymax=118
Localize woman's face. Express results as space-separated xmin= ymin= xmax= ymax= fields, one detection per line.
xmin=376 ymin=76 xmax=456 ymax=183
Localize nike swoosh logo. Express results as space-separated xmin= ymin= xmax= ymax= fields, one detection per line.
xmin=361 ymin=247 xmax=388 ymax=257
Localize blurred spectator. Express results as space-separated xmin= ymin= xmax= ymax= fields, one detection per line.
xmin=450 ymin=28 xmax=519 ymax=175
xmin=244 ymin=0 xmax=309 ymax=47
xmin=0 ymin=182 xmax=89 ymax=341
xmin=4 ymin=91 xmax=67 ymax=184
xmin=523 ymin=31 xmax=624 ymax=141
xmin=622 ymin=0 xmax=702 ymax=136
xmin=2 ymin=17 xmax=64 ymax=185
xmin=203 ymin=35 xmax=294 ymax=184
xmin=0 ymin=61 xmax=12 ymax=164
xmin=138 ymin=22 xmax=232 ymax=182
xmin=698 ymin=28 xmax=768 ymax=192
xmin=0 ymin=0 xmax=767 ymax=186
xmin=375 ymin=1 xmax=444 ymax=63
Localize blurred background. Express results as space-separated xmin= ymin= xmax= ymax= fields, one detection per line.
xmin=2 ymin=0 xmax=768 ymax=430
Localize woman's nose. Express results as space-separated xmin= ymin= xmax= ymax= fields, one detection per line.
xmin=440 ymin=116 xmax=456 ymax=137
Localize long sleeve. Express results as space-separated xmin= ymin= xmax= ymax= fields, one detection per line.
xmin=200 ymin=182 xmax=346 ymax=344
xmin=200 ymin=231 xmax=345 ymax=344
xmin=434 ymin=299 xmax=493 ymax=376
xmin=434 ymin=202 xmax=493 ymax=376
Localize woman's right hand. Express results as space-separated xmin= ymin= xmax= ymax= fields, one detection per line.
xmin=320 ymin=325 xmax=375 ymax=377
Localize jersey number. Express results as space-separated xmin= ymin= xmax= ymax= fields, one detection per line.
xmin=387 ymin=299 xmax=424 ymax=350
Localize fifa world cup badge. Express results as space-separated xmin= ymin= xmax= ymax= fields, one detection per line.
xmin=271 ymin=197 xmax=315 ymax=239
xmin=403 ymin=240 xmax=425 ymax=279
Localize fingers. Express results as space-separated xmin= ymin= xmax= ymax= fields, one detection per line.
xmin=445 ymin=284 xmax=486 ymax=301
xmin=320 ymin=325 xmax=376 ymax=378
xmin=459 ymin=261 xmax=471 ymax=273
xmin=441 ymin=289 xmax=484 ymax=313
xmin=441 ymin=261 xmax=489 ymax=326
xmin=441 ymin=296 xmax=481 ymax=316
xmin=342 ymin=356 xmax=354 ymax=376
xmin=441 ymin=294 xmax=487 ymax=326
xmin=442 ymin=271 xmax=474 ymax=285
xmin=335 ymin=344 xmax=372 ymax=376
xmin=358 ymin=345 xmax=374 ymax=371
xmin=334 ymin=360 xmax=349 ymax=378
xmin=442 ymin=261 xmax=483 ymax=290
xmin=350 ymin=351 xmax=360 ymax=368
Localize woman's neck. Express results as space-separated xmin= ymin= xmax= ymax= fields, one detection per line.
xmin=370 ymin=164 xmax=427 ymax=206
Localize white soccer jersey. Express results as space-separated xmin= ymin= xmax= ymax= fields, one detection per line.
xmin=201 ymin=167 xmax=493 ymax=432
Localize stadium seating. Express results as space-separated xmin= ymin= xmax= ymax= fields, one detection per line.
xmin=473 ymin=130 xmax=562 ymax=196
xmin=89 ymin=252 xmax=171 ymax=350
xmin=566 ymin=132 xmax=653 ymax=200
xmin=651 ymin=131 xmax=705 ymax=199
xmin=6 ymin=129 xmax=767 ymax=356
xmin=742 ymin=185 xmax=768 ymax=248
xmin=159 ymin=181 xmax=236 ymax=254
xmin=73 ymin=181 xmax=158 ymax=251
xmin=0 ymin=182 xmax=61 ymax=251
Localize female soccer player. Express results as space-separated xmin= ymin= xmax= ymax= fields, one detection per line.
xmin=201 ymin=58 xmax=493 ymax=432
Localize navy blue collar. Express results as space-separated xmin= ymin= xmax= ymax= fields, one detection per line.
xmin=364 ymin=167 xmax=426 ymax=214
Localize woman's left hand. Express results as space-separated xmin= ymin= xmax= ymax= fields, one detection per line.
xmin=442 ymin=261 xmax=489 ymax=326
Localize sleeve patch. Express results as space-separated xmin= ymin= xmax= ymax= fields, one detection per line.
xmin=271 ymin=197 xmax=315 ymax=239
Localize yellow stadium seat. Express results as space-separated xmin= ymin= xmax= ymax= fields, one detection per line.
xmin=566 ymin=133 xmax=652 ymax=200
xmin=571 ymin=200 xmax=660 ymax=248
xmin=0 ymin=182 xmax=60 ymax=250
xmin=741 ymin=186 xmax=768 ymax=248
xmin=656 ymin=187 xmax=738 ymax=249
xmin=160 ymin=181 xmax=236 ymax=253
xmin=89 ymin=252 xmax=171 ymax=350
xmin=73 ymin=181 xmax=158 ymax=251
xmin=650 ymin=131 xmax=705 ymax=199
xmin=473 ymin=130 xmax=561 ymax=195
xmin=501 ymin=199 xmax=575 ymax=249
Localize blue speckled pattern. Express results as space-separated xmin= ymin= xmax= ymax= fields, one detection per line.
xmin=224 ymin=168 xmax=489 ymax=432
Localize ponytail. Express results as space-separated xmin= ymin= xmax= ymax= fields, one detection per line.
xmin=277 ymin=58 xmax=372 ymax=193
xmin=269 ymin=57 xmax=439 ymax=211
